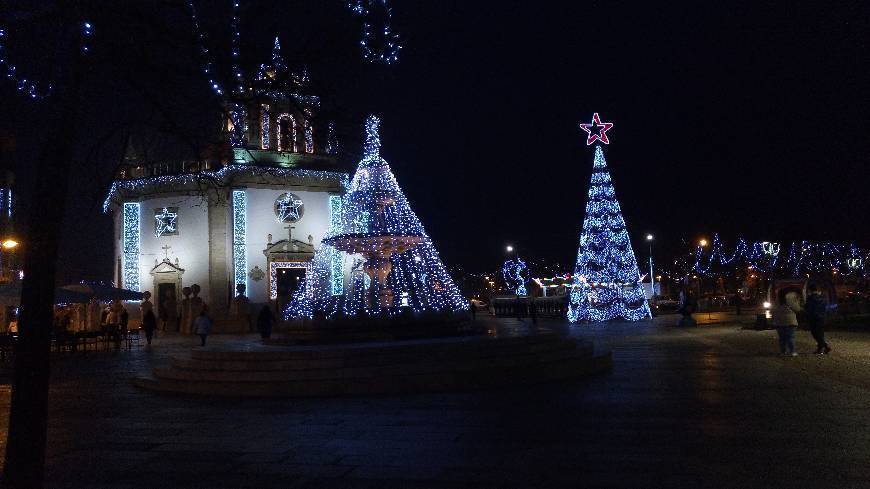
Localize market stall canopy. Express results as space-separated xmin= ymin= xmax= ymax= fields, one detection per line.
xmin=0 ymin=282 xmax=92 ymax=304
xmin=60 ymin=282 xmax=144 ymax=302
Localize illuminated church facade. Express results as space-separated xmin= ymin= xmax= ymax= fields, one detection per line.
xmin=104 ymin=41 xmax=349 ymax=325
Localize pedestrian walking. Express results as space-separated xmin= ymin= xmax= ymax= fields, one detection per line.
xmin=120 ymin=306 xmax=129 ymax=332
xmin=256 ymin=305 xmax=275 ymax=340
xmin=470 ymin=301 xmax=477 ymax=321
xmin=529 ymin=300 xmax=538 ymax=325
xmin=771 ymin=291 xmax=801 ymax=356
xmin=193 ymin=309 xmax=212 ymax=347
xmin=734 ymin=293 xmax=743 ymax=315
xmin=804 ymin=284 xmax=830 ymax=354
xmin=142 ymin=309 xmax=157 ymax=346
xmin=515 ymin=298 xmax=523 ymax=321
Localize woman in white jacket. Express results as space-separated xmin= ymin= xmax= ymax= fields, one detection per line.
xmin=771 ymin=291 xmax=801 ymax=356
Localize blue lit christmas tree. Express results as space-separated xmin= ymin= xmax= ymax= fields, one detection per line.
xmin=287 ymin=115 xmax=467 ymax=318
xmin=568 ymin=114 xmax=650 ymax=322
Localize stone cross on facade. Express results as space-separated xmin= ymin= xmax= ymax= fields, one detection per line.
xmin=285 ymin=224 xmax=295 ymax=243
xmin=161 ymin=244 xmax=172 ymax=261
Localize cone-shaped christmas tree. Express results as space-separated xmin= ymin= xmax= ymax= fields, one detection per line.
xmin=287 ymin=115 xmax=467 ymax=318
xmin=568 ymin=140 xmax=651 ymax=322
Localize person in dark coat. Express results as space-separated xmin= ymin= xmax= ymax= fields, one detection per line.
xmin=734 ymin=293 xmax=743 ymax=315
xmin=120 ymin=307 xmax=130 ymax=332
xmin=256 ymin=305 xmax=275 ymax=340
xmin=193 ymin=309 xmax=211 ymax=346
xmin=529 ymin=301 xmax=538 ymax=325
xmin=805 ymin=284 xmax=830 ymax=354
xmin=142 ymin=309 xmax=157 ymax=346
xmin=470 ymin=301 xmax=477 ymax=321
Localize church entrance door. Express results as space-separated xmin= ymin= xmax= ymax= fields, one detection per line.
xmin=157 ymin=283 xmax=177 ymax=328
xmin=276 ymin=267 xmax=305 ymax=314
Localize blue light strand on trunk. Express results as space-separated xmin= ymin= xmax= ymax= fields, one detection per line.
xmin=0 ymin=21 xmax=93 ymax=100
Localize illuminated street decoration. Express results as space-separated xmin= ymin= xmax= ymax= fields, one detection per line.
xmin=275 ymin=193 xmax=304 ymax=223
xmin=693 ymin=235 xmax=868 ymax=277
xmin=154 ymin=207 xmax=178 ymax=237
xmin=762 ymin=241 xmax=780 ymax=256
xmin=232 ymin=190 xmax=247 ymax=290
xmin=502 ymin=258 xmax=529 ymax=295
xmin=287 ymin=115 xmax=466 ymax=318
xmin=578 ymin=112 xmax=614 ymax=146
xmin=568 ymin=131 xmax=650 ymax=322
xmin=0 ymin=21 xmax=92 ymax=100
xmin=122 ymin=203 xmax=141 ymax=291
xmin=347 ymin=0 xmax=402 ymax=64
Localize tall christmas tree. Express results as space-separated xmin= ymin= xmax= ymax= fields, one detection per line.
xmin=568 ymin=113 xmax=651 ymax=322
xmin=287 ymin=115 xmax=467 ymax=318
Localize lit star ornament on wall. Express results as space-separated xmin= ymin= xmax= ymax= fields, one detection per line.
xmin=276 ymin=194 xmax=304 ymax=222
xmin=579 ymin=112 xmax=614 ymax=146
xmin=154 ymin=207 xmax=178 ymax=237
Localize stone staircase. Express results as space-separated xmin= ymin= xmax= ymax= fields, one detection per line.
xmin=134 ymin=333 xmax=611 ymax=397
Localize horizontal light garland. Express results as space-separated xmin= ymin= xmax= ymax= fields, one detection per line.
xmin=104 ymin=165 xmax=349 ymax=212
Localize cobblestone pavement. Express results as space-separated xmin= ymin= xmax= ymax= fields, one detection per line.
xmin=1 ymin=314 xmax=869 ymax=488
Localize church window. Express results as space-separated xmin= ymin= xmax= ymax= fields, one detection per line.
xmin=154 ymin=207 xmax=179 ymax=237
xmin=276 ymin=113 xmax=296 ymax=152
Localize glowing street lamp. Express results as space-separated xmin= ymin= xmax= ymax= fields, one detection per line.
xmin=1 ymin=239 xmax=18 ymax=250
xmin=645 ymin=234 xmax=655 ymax=303
xmin=699 ymin=239 xmax=708 ymax=247
xmin=506 ymin=245 xmax=514 ymax=253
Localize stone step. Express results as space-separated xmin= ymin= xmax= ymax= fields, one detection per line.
xmin=173 ymin=336 xmax=583 ymax=372
xmin=188 ymin=333 xmax=563 ymax=362
xmin=155 ymin=344 xmax=589 ymax=383
xmin=135 ymin=350 xmax=612 ymax=398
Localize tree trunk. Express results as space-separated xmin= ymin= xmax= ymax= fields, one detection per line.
xmin=2 ymin=46 xmax=82 ymax=489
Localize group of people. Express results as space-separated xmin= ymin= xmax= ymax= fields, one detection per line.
xmin=771 ymin=284 xmax=831 ymax=356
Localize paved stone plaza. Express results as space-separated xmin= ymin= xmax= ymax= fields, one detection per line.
xmin=1 ymin=314 xmax=869 ymax=488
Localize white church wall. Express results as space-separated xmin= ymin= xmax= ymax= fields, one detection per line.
xmin=136 ymin=195 xmax=211 ymax=304
xmin=243 ymin=187 xmax=333 ymax=303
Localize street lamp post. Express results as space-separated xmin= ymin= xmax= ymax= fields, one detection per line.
xmin=646 ymin=234 xmax=655 ymax=303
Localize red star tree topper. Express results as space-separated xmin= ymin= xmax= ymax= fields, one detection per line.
xmin=579 ymin=112 xmax=614 ymax=145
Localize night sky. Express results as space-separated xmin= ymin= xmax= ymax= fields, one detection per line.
xmin=2 ymin=1 xmax=868 ymax=283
